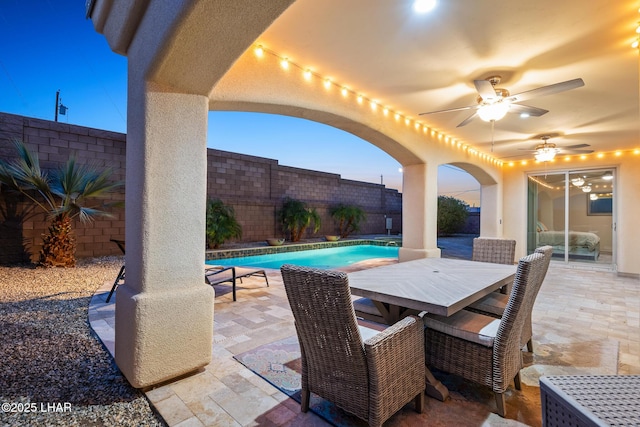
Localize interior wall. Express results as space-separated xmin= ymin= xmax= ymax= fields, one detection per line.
xmin=568 ymin=190 xmax=613 ymax=252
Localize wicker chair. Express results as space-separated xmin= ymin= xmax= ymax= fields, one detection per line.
xmin=466 ymin=245 xmax=553 ymax=352
xmin=472 ymin=237 xmax=516 ymax=265
xmin=280 ymin=264 xmax=425 ymax=427
xmin=423 ymin=252 xmax=548 ymax=417
xmin=472 ymin=237 xmax=516 ymax=294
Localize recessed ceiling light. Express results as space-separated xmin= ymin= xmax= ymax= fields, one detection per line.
xmin=413 ymin=0 xmax=437 ymax=13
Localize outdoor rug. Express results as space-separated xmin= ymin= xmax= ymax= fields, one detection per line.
xmin=233 ymin=333 xmax=619 ymax=427
xmin=233 ymin=335 xmax=369 ymax=427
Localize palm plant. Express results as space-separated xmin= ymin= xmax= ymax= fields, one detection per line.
xmin=330 ymin=204 xmax=367 ymax=238
xmin=0 ymin=139 xmax=122 ymax=267
xmin=278 ymin=198 xmax=321 ymax=242
xmin=205 ymin=198 xmax=242 ymax=249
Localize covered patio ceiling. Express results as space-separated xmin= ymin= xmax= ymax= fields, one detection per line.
xmin=243 ymin=0 xmax=638 ymax=161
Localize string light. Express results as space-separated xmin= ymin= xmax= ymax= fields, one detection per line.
xmin=252 ymin=43 xmax=502 ymax=165
xmin=506 ymin=148 xmax=640 ymax=168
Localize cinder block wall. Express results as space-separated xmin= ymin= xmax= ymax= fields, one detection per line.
xmin=0 ymin=113 xmax=126 ymax=264
xmin=0 ymin=112 xmax=402 ymax=264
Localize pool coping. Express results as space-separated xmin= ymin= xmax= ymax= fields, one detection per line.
xmin=205 ymin=238 xmax=401 ymax=261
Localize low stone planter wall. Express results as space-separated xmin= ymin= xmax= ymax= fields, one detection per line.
xmin=205 ymin=238 xmax=399 ymax=261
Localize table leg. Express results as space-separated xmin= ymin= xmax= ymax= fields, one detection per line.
xmin=372 ymin=300 xmax=397 ymax=324
xmin=425 ymin=366 xmax=449 ymax=401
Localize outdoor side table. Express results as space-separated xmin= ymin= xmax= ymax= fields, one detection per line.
xmin=540 ymin=375 xmax=640 ymax=426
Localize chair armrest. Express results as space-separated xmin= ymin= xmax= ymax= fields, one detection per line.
xmin=364 ymin=316 xmax=425 ymax=408
xmin=205 ymin=266 xmax=236 ymax=284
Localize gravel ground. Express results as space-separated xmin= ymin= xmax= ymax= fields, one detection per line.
xmin=0 ymin=257 xmax=166 ymax=427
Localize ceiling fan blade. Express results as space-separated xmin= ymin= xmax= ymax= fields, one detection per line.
xmin=418 ymin=104 xmax=477 ymax=115
xmin=561 ymin=148 xmax=593 ymax=154
xmin=563 ymin=143 xmax=590 ymax=149
xmin=508 ymin=103 xmax=548 ymax=117
xmin=474 ymin=79 xmax=498 ymax=101
xmin=506 ymin=78 xmax=585 ymax=103
xmin=456 ymin=111 xmax=478 ymax=127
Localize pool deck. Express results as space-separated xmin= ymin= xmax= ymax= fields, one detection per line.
xmin=89 ymin=250 xmax=640 ymax=426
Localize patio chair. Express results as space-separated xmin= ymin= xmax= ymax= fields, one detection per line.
xmin=106 ymin=239 xmax=126 ymax=303
xmin=280 ymin=264 xmax=425 ymax=427
xmin=472 ymin=237 xmax=516 ymax=293
xmin=466 ymin=245 xmax=553 ymax=352
xmin=472 ymin=237 xmax=517 ymax=265
xmin=423 ymin=252 xmax=548 ymax=417
xmin=205 ymin=266 xmax=269 ymax=301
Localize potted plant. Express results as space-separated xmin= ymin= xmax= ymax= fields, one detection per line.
xmin=266 ymin=238 xmax=285 ymax=246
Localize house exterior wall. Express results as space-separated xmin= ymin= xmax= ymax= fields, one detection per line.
xmin=0 ymin=112 xmax=402 ymax=264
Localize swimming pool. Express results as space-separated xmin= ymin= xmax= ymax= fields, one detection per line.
xmin=205 ymin=245 xmax=399 ymax=269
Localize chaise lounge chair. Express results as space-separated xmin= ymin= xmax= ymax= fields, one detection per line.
xmin=204 ymin=266 xmax=269 ymax=301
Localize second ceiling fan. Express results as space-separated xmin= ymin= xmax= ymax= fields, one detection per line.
xmin=419 ymin=76 xmax=585 ymax=127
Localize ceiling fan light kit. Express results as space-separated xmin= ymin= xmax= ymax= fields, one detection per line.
xmin=478 ymin=102 xmax=510 ymax=122
xmin=571 ymin=177 xmax=585 ymax=187
xmin=533 ymin=135 xmax=558 ymax=162
xmin=534 ymin=146 xmax=557 ymax=162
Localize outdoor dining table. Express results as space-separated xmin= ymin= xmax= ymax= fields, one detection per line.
xmin=348 ymin=256 xmax=517 ymax=401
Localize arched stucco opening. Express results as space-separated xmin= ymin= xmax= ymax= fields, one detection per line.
xmin=209 ymin=102 xmax=423 ymax=168
xmin=448 ymin=162 xmax=503 ymax=237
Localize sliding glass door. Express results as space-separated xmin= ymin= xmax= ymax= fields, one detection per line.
xmin=527 ymin=169 xmax=615 ymax=269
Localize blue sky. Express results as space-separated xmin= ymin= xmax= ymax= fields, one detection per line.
xmin=0 ymin=0 xmax=480 ymax=205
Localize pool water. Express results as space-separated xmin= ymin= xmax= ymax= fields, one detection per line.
xmin=206 ymin=245 xmax=399 ymax=270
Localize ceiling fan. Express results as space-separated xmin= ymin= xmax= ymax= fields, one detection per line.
xmin=521 ymin=135 xmax=593 ymax=162
xmin=418 ymin=76 xmax=585 ymax=127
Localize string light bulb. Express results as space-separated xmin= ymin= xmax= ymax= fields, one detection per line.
xmin=254 ymin=45 xmax=264 ymax=57
xmin=280 ymin=57 xmax=289 ymax=69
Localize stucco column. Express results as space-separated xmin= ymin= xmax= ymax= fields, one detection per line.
xmin=115 ymin=75 xmax=214 ymax=388
xmin=479 ymin=182 xmax=504 ymax=237
xmin=399 ymin=163 xmax=441 ymax=261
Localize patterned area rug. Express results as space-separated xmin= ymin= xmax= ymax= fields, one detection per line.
xmin=233 ymin=333 xmax=619 ymax=427
xmin=234 ymin=335 xmax=367 ymax=426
